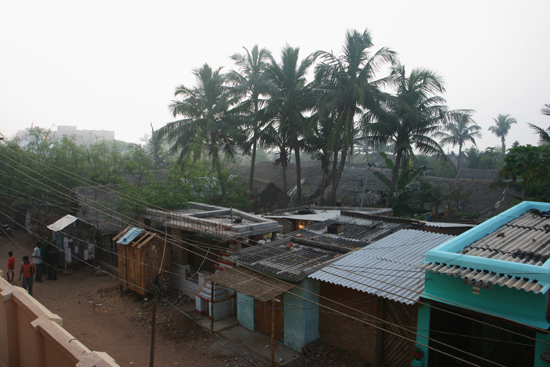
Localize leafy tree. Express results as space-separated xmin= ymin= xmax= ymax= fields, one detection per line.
xmin=444 ymin=181 xmax=471 ymax=210
xmin=157 ymin=64 xmax=239 ymax=195
xmin=373 ymin=152 xmax=425 ymax=215
xmin=314 ymin=28 xmax=395 ymax=205
xmin=26 ymin=126 xmax=53 ymax=157
xmin=364 ymin=64 xmax=454 ymax=207
xmin=144 ymin=123 xmax=169 ymax=169
xmin=227 ymin=45 xmax=272 ymax=191
xmin=500 ymin=145 xmax=550 ymax=201
xmin=435 ymin=112 xmax=481 ymax=172
xmin=488 ymin=114 xmax=517 ymax=154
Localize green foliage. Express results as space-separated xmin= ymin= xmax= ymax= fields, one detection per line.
xmin=435 ymin=160 xmax=456 ymax=178
xmin=373 ymin=153 xmax=426 ymax=215
xmin=465 ymin=147 xmax=503 ymax=169
xmin=500 ymin=145 xmax=550 ymax=201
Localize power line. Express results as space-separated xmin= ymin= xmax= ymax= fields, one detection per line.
xmin=1 ymin=147 xmax=545 ymax=364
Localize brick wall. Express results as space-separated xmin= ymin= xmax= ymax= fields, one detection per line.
xmin=318 ymin=282 xmax=382 ymax=364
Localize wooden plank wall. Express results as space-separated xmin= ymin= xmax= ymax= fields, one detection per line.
xmin=118 ymin=238 xmax=171 ymax=296
xmin=381 ymin=299 xmax=415 ymax=367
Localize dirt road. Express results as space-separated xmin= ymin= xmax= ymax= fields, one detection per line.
xmin=0 ymin=230 xmax=269 ymax=367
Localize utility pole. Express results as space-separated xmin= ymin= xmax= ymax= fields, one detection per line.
xmin=149 ymin=274 xmax=160 ymax=367
xmin=270 ymin=298 xmax=280 ymax=367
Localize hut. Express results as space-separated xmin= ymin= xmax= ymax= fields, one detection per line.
xmin=114 ymin=226 xmax=171 ymax=296
xmin=46 ymin=214 xmax=96 ymax=268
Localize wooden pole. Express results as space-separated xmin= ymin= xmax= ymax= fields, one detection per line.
xmin=211 ymin=281 xmax=215 ymax=332
xmin=149 ymin=274 xmax=159 ymax=367
xmin=270 ymin=299 xmax=276 ymax=367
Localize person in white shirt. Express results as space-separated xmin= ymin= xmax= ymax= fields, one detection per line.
xmin=32 ymin=242 xmax=43 ymax=282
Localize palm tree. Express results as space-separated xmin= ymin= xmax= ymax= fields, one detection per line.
xmin=226 ymin=45 xmax=272 ymax=192
xmin=262 ymin=46 xmax=315 ymax=204
xmin=488 ymin=114 xmax=517 ymax=154
xmin=528 ymin=123 xmax=550 ymax=145
xmin=156 ymin=63 xmax=238 ymax=195
xmin=314 ymin=28 xmax=396 ymax=205
xmin=303 ymin=112 xmax=335 ymax=205
xmin=364 ymin=64 xmax=452 ymax=208
xmin=529 ymin=103 xmax=550 ymax=145
xmin=435 ymin=112 xmax=481 ymax=172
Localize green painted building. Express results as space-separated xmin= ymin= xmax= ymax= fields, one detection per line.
xmin=417 ymin=201 xmax=550 ymax=366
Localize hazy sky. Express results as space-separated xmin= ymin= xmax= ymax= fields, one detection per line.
xmin=1 ymin=0 xmax=549 ymax=152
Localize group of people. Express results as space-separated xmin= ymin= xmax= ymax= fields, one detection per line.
xmin=6 ymin=242 xmax=60 ymax=296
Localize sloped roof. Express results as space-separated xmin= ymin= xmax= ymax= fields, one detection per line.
xmin=207 ymin=266 xmax=297 ymax=302
xmin=47 ymin=214 xmax=95 ymax=232
xmin=238 ymin=238 xmax=346 ymax=282
xmin=423 ymin=201 xmax=550 ymax=294
xmin=113 ymin=226 xmax=159 ymax=248
xmin=310 ymin=229 xmax=453 ymax=305
xmin=47 ymin=214 xmax=78 ymax=231
xmin=115 ymin=227 xmax=144 ymax=245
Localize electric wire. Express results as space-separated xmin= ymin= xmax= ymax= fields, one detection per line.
xmin=2 ymin=149 xmax=548 ymax=366
xmin=0 ymin=215 xmax=259 ymax=367
xmin=0 ymin=204 xmax=511 ymax=367
xmin=0 ymin=178 xmax=540 ymax=366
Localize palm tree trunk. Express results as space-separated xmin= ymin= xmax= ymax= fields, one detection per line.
xmin=249 ymin=103 xmax=260 ymax=192
xmin=399 ymin=156 xmax=408 ymax=191
xmin=212 ymin=155 xmax=227 ymax=196
xmin=457 ymin=143 xmax=463 ymax=174
xmin=249 ymin=138 xmax=257 ymax=192
xmin=328 ymin=145 xmax=340 ymax=205
xmin=329 ymin=149 xmax=347 ymax=205
xmin=319 ymin=166 xmax=326 ymax=205
xmin=385 ymin=149 xmax=403 ymax=208
xmin=280 ymin=150 xmax=288 ymax=196
xmin=319 ymin=156 xmax=329 ymax=205
xmin=294 ymin=139 xmax=302 ymax=205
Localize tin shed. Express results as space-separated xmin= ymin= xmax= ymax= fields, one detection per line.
xmin=114 ymin=227 xmax=171 ymax=296
xmin=47 ymin=214 xmax=96 ymax=268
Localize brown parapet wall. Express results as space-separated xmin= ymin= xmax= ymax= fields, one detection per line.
xmin=0 ymin=273 xmax=119 ymax=367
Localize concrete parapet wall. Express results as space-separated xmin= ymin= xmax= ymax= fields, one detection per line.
xmin=0 ymin=272 xmax=119 ymax=367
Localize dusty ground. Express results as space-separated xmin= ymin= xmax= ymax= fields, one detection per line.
xmin=1 ymin=230 xmax=271 ymax=367
xmin=1 ymin=229 xmax=365 ymax=367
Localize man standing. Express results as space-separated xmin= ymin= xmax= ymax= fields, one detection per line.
xmin=6 ymin=251 xmax=15 ymax=282
xmin=19 ymin=255 xmax=35 ymax=296
xmin=46 ymin=245 xmax=59 ymax=280
xmin=32 ymin=242 xmax=43 ymax=282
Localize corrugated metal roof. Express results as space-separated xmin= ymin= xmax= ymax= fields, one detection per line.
xmin=47 ymin=214 xmax=79 ymax=231
xmin=422 ymin=210 xmax=550 ymax=293
xmin=309 ymin=229 xmax=453 ymax=305
xmin=238 ymin=239 xmax=343 ymax=282
xmin=116 ymin=227 xmax=144 ymax=245
xmin=460 ymin=212 xmax=550 ymax=265
xmin=420 ymin=262 xmax=546 ymax=294
xmin=207 ymin=266 xmax=297 ymax=302
xmin=237 ymin=214 xmax=426 ymax=283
